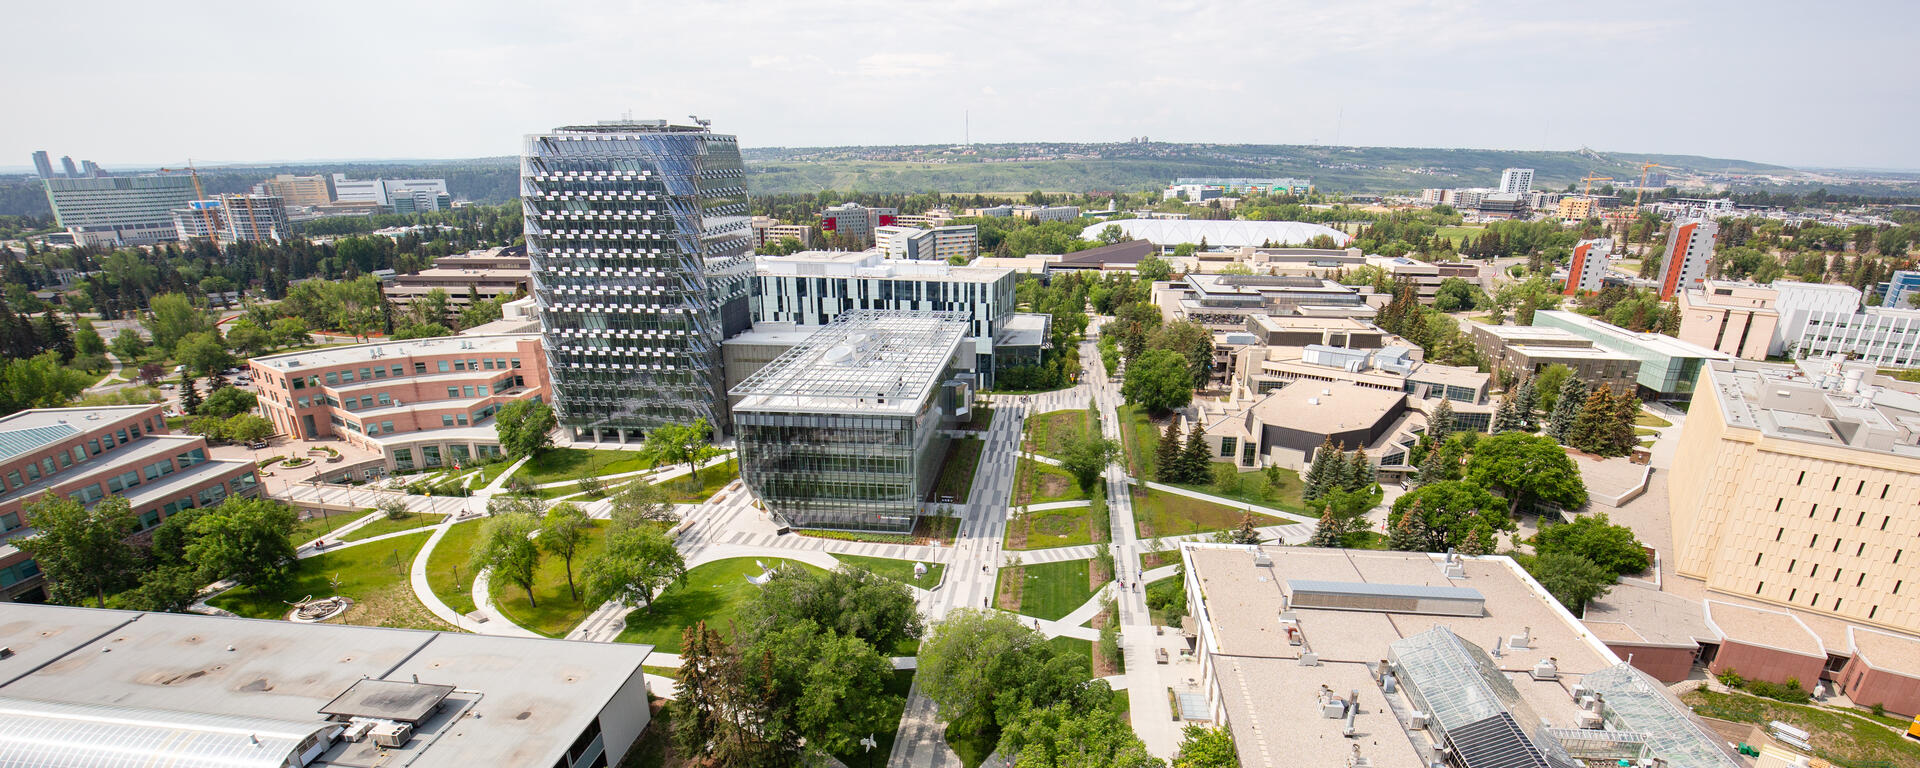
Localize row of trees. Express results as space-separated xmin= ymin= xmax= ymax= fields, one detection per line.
xmin=1373 ymin=284 xmax=1482 ymax=367
xmin=20 ymin=493 xmax=300 ymax=611
xmin=1153 ymin=421 xmax=1216 ymax=485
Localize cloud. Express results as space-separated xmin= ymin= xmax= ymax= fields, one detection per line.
xmin=855 ymin=52 xmax=951 ymax=78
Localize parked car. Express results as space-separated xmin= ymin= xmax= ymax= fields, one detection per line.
xmin=246 ymin=440 xmax=269 ymax=449
xmin=160 ymin=383 xmax=176 ymax=390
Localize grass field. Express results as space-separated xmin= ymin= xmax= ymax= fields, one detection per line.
xmin=1116 ymin=405 xmax=1160 ymax=479
xmin=997 ymin=558 xmax=1105 ymax=622
xmin=1169 ymin=464 xmax=1308 ymax=514
xmin=494 ymin=521 xmax=610 ymax=637
xmin=515 ymin=448 xmax=655 ymax=486
xmin=958 ymin=406 xmax=995 ymax=431
xmin=340 ymin=512 xmax=444 ymax=542
xmin=835 ymin=554 xmax=946 ymax=588
xmin=1635 ymin=412 xmax=1672 ymax=428
xmin=291 ymin=509 xmax=364 ymax=545
xmin=425 ymin=519 xmax=486 ymax=615
xmin=1027 ymin=409 xmax=1093 ymax=458
xmin=928 ymin=438 xmax=983 ymax=503
xmin=1682 ymin=688 xmax=1920 ymax=767
xmin=1011 ymin=458 xmax=1089 ymax=506
xmin=1046 ymin=635 xmax=1094 ymax=678
xmin=947 ymin=722 xmax=997 ymax=768
xmin=828 ymin=669 xmax=915 ymax=768
xmin=1436 ymin=225 xmax=1486 ymax=247
xmin=1005 ymin=505 xmax=1093 ymax=550
xmin=616 ymin=557 xmax=827 ymax=653
xmin=1133 ymin=486 xmax=1284 ymax=538
xmin=209 ymin=530 xmax=444 ymax=630
xmin=653 ymin=459 xmax=739 ymax=504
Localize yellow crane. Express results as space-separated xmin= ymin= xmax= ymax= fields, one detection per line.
xmin=1579 ymin=175 xmax=1614 ymax=197
xmin=1634 ymin=162 xmax=1680 ymax=209
xmin=158 ymin=161 xmax=221 ymax=244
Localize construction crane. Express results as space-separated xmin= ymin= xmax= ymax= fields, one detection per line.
xmin=158 ymin=161 xmax=221 ymax=244
xmin=1633 ymin=162 xmax=1680 ymax=209
xmin=1579 ymin=175 xmax=1614 ymax=197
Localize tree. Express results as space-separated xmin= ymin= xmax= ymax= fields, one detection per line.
xmin=143 ymin=293 xmax=211 ymax=353
xmin=224 ymin=319 xmax=272 ymax=356
xmin=199 ymin=386 xmax=257 ymax=419
xmin=1416 ymin=443 xmax=1450 ymax=487
xmin=1606 ymin=393 xmax=1644 ymax=457
xmin=583 ymin=525 xmax=685 ymax=609
xmin=1303 ymin=438 xmax=1338 ymax=501
xmin=739 ymin=564 xmax=924 ymax=653
xmin=672 ymin=621 xmax=729 ymax=757
xmin=609 ymin=481 xmax=677 ymax=531
xmin=1154 ymin=420 xmax=1183 ymax=483
xmin=74 ymin=321 xmax=105 ymax=359
xmin=1464 ymin=433 xmax=1588 ymax=515
xmin=376 ymin=498 xmax=412 ymax=520
xmin=1136 ymin=252 xmax=1172 ymax=281
xmin=1173 ymin=422 xmax=1210 ymax=484
xmin=1458 ymin=526 xmax=1492 ymax=556
xmin=1533 ymin=514 xmax=1649 ymax=576
xmin=492 ymin=399 xmax=556 ymax=458
xmin=269 ymin=317 xmax=311 ymax=348
xmin=1110 ymin=302 xmax=1165 ymax=361
xmin=1568 ymin=386 xmax=1617 ymax=455
xmin=1491 ymin=395 xmax=1524 ymax=434
xmin=997 ymin=699 xmax=1163 ymax=768
xmin=639 ymin=418 xmax=721 ymax=490
xmin=1060 ymin=432 xmax=1120 ymax=492
xmin=1230 ymin=511 xmax=1260 ymax=544
xmin=1527 ymin=551 xmax=1613 ymax=613
xmin=1428 ymin=400 xmax=1456 ymax=442
xmin=108 ymin=565 xmax=204 ymax=613
xmin=1513 ymin=378 xmax=1539 ymax=431
xmin=471 ymin=513 xmax=542 ymax=606
xmin=918 ymin=609 xmax=1096 ymax=739
xmin=110 ymin=329 xmax=148 ymax=361
xmin=224 ymin=414 xmax=275 ymax=444
xmin=742 ymin=620 xmax=899 ymax=762
xmin=0 ymin=352 xmax=94 ymax=417
xmin=1545 ymin=376 xmax=1587 ymax=445
xmin=17 ymin=494 xmax=137 ymax=607
xmin=183 ymin=497 xmax=298 ymax=587
xmin=539 ymin=503 xmax=592 ymax=601
xmin=1121 ymin=349 xmax=1194 ymax=414
xmin=175 ymin=331 xmax=232 ymax=378
xmin=1389 ymin=481 xmax=1514 ymax=552
xmin=1386 ymin=501 xmax=1432 ymax=552
xmin=1347 ymin=448 xmax=1374 ymax=491
xmin=1432 ymin=278 xmax=1481 ymax=313
xmin=1534 ymin=364 xmax=1573 ymax=415
xmin=177 ymin=373 xmax=202 ymax=416
xmin=1308 ymin=505 xmax=1347 ymax=547
xmin=1148 ymin=320 xmax=1215 ymax=389
xmin=1173 ymin=724 xmax=1240 ymax=768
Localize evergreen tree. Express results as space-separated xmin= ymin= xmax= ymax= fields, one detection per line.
xmin=178 ymin=373 xmax=201 ymax=415
xmin=1514 ymin=378 xmax=1539 ymax=431
xmin=1608 ymin=394 xmax=1644 ymax=457
xmin=1491 ymin=395 xmax=1524 ymax=434
xmin=1459 ymin=526 xmax=1491 ymax=556
xmin=1308 ymin=504 xmax=1346 ymax=547
xmin=1231 ymin=512 xmax=1260 ymax=545
xmin=1388 ymin=501 xmax=1429 ymax=551
xmin=1154 ymin=420 xmax=1183 ymax=483
xmin=1569 ymin=387 xmax=1616 ymax=454
xmin=1347 ymin=448 xmax=1373 ymax=492
xmin=37 ymin=309 xmax=74 ymax=362
xmin=1429 ymin=400 xmax=1456 ymax=442
xmin=1179 ymin=423 xmax=1212 ymax=484
xmin=1303 ymin=437 xmax=1337 ymax=502
xmin=1416 ymin=444 xmax=1447 ymax=487
xmin=1546 ymin=377 xmax=1587 ymax=444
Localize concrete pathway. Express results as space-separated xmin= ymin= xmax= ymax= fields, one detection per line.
xmin=1136 ymin=480 xmax=1316 ymax=525
xmin=471 ymin=568 xmax=543 ymax=638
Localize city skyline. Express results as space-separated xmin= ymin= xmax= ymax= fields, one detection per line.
xmin=4 ymin=1 xmax=1918 ymax=170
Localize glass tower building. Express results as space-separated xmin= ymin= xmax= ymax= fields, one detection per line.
xmin=522 ymin=121 xmax=754 ymax=440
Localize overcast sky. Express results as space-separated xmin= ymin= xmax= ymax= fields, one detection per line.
xmin=8 ymin=1 xmax=1917 ymax=170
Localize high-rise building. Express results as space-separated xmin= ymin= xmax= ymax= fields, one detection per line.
xmin=1658 ymin=217 xmax=1716 ymax=299
xmin=331 ymin=174 xmax=450 ymax=211
xmin=255 ymin=173 xmax=333 ymax=208
xmin=29 ymin=151 xmax=53 ymax=180
xmin=818 ymin=202 xmax=896 ymax=243
xmin=58 ymin=156 xmax=79 ymax=178
xmin=523 ymin=120 xmax=754 ymax=441
xmin=1883 ymin=269 xmax=1920 ymax=309
xmin=1676 ymin=280 xmax=1779 ymax=361
xmin=874 ymin=224 xmax=978 ymax=262
xmin=1563 ymin=237 xmax=1610 ymax=295
xmin=43 ymin=175 xmax=198 ymax=246
xmin=170 ymin=194 xmax=291 ymax=243
xmin=79 ymin=160 xmax=103 ymax=178
xmin=1497 ymin=167 xmax=1534 ymax=195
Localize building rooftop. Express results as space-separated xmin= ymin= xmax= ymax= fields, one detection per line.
xmin=1247 ymin=381 xmax=1405 ymax=434
xmin=1702 ymin=358 xmax=1920 ymax=459
xmin=0 ymin=603 xmax=652 ymax=768
xmin=730 ymin=311 xmax=971 ymax=417
xmin=249 ymin=334 xmax=536 ymax=372
xmin=1504 ymin=343 xmax=1640 ymax=362
xmin=1531 ymin=311 xmax=1728 ymax=360
xmin=1846 ymin=626 xmax=1920 ymax=679
xmin=1580 ymin=583 xmax=1717 ymax=648
xmin=1247 ymin=314 xmax=1379 ymax=334
xmin=1081 ymin=219 xmax=1350 ymax=248
xmin=995 ymin=313 xmax=1052 ymax=349
xmin=755 ymin=250 xmax=1009 ymax=283
xmin=1704 ymin=600 xmax=1825 ymax=658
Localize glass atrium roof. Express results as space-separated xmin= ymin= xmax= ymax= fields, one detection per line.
xmin=0 ymin=696 xmax=334 ymax=768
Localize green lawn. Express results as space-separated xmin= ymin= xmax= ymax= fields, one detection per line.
xmin=514 ymin=448 xmax=656 ymax=486
xmin=209 ymin=530 xmax=445 ymax=630
xmin=340 ymin=513 xmax=445 ymax=542
xmin=425 ymin=519 xmax=486 ymax=615
xmin=1634 ymin=427 xmax=1658 ymax=437
xmin=494 ymin=520 xmax=610 ymax=637
xmin=999 ymin=558 xmax=1105 ymax=622
xmin=1682 ymin=688 xmax=1920 ymax=767
xmin=1005 ymin=506 xmax=1093 ymax=550
xmin=1133 ymin=486 xmax=1284 ymax=539
xmin=1169 ymin=464 xmax=1308 ymax=514
xmin=927 ymin=438 xmax=983 ymax=503
xmin=946 ymin=722 xmax=997 ymax=768
xmin=652 ymin=459 xmax=739 ymax=504
xmin=1046 ymin=635 xmax=1095 ymax=678
xmin=828 ymin=669 xmax=914 ymax=768
xmin=835 ymin=554 xmax=946 ymax=588
xmin=1116 ymin=405 xmax=1160 ymax=479
xmin=291 ymin=509 xmax=364 ymax=545
xmin=1011 ymin=458 xmax=1089 ymax=506
xmin=616 ymin=557 xmax=827 ymax=653
xmin=1635 ymin=412 xmax=1672 ymax=428
xmin=1436 ymin=225 xmax=1486 ymax=247
xmin=1027 ymin=409 xmax=1092 ymax=458
xmin=958 ymin=406 xmax=995 ymax=431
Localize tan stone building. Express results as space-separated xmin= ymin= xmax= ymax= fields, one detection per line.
xmin=1670 ymin=358 xmax=1920 ymax=636
xmin=1467 ymin=323 xmax=1640 ymax=394
xmin=1676 ymin=280 xmax=1779 ymax=361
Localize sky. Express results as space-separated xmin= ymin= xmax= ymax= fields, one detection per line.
xmin=7 ymin=0 xmax=1919 ymax=171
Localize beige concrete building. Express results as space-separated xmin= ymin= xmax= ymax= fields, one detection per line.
xmin=253 ymin=173 xmax=333 ymax=208
xmin=1557 ymin=195 xmax=1598 ymax=221
xmin=1670 ymin=357 xmax=1920 ymax=636
xmin=382 ymin=247 xmax=531 ymax=311
xmin=750 ymin=216 xmax=813 ymax=249
xmin=1676 ymin=281 xmax=1780 ymax=360
xmin=1467 ymin=323 xmax=1641 ymax=394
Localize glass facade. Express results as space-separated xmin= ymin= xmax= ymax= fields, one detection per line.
xmin=736 ymin=409 xmax=946 ymax=533
xmin=523 ymin=121 xmax=753 ymax=439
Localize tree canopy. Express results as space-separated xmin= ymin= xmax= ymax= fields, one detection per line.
xmin=1122 ymin=349 xmax=1195 ymax=414
xmin=1533 ymin=513 xmax=1648 ymax=576
xmin=492 ymin=399 xmax=556 ymax=458
xmin=17 ymin=494 xmax=137 ymax=607
xmin=1463 ymin=433 xmax=1587 ymax=514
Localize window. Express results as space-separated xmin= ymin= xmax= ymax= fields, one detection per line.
xmin=326 ymin=372 xmax=340 ymax=385
xmin=454 ymin=360 xmax=466 ymax=371
xmin=298 ymin=397 xmax=310 ymax=408
xmin=70 ymin=447 xmax=84 ymax=464
xmin=5 ymin=471 xmax=19 ymax=489
xmin=373 ymin=367 xmax=387 ymax=380
xmin=447 ymin=387 xmax=460 ymax=398
xmin=415 ymin=362 xmax=428 ymax=374
xmin=391 ymin=364 xmax=404 ymax=377
xmin=360 ymin=367 xmax=372 ymax=381
xmin=512 ymin=358 xmax=522 ymax=369
xmin=462 ymin=386 xmax=475 ymax=398
xmin=477 ymin=385 xmax=489 ymax=397
xmin=1219 ymin=437 xmax=1236 ymax=458
xmin=139 ymin=510 xmax=161 ymax=529
xmin=0 ymin=513 xmax=18 ymax=531
xmin=106 ymin=471 xmax=140 ymax=493
xmin=442 ymin=415 xmax=455 ymax=427
xmin=378 ymin=393 xmax=392 ymax=406
xmin=437 ymin=360 xmax=450 ymax=372
xmin=456 ymin=414 xmax=468 ymax=426
xmin=340 ymin=370 xmax=355 ymax=383
xmin=56 ymin=453 xmax=69 ymax=469
xmin=483 ymin=359 xmax=495 ymax=370
xmin=25 ymin=464 xmax=39 ymax=482
xmin=382 ymin=421 xmax=394 ymax=433
xmin=88 ymin=439 xmax=100 ymax=455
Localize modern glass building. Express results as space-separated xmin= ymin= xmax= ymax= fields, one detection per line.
xmin=1531 ymin=310 xmax=1727 ymax=402
xmin=731 ymin=311 xmax=973 ymax=533
xmin=523 ymin=120 xmax=754 ymax=440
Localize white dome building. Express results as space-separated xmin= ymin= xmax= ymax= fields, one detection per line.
xmin=1081 ymin=219 xmax=1351 ymax=250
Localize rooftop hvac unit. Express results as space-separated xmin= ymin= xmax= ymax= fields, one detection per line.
xmin=1530 ymin=657 xmax=1559 ymax=681
xmin=1409 ymin=711 xmax=1428 ymax=730
xmin=1578 ymin=711 xmax=1604 ymax=729
xmin=342 ymin=720 xmax=376 ymax=743
xmin=369 ymin=720 xmax=414 ymax=748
